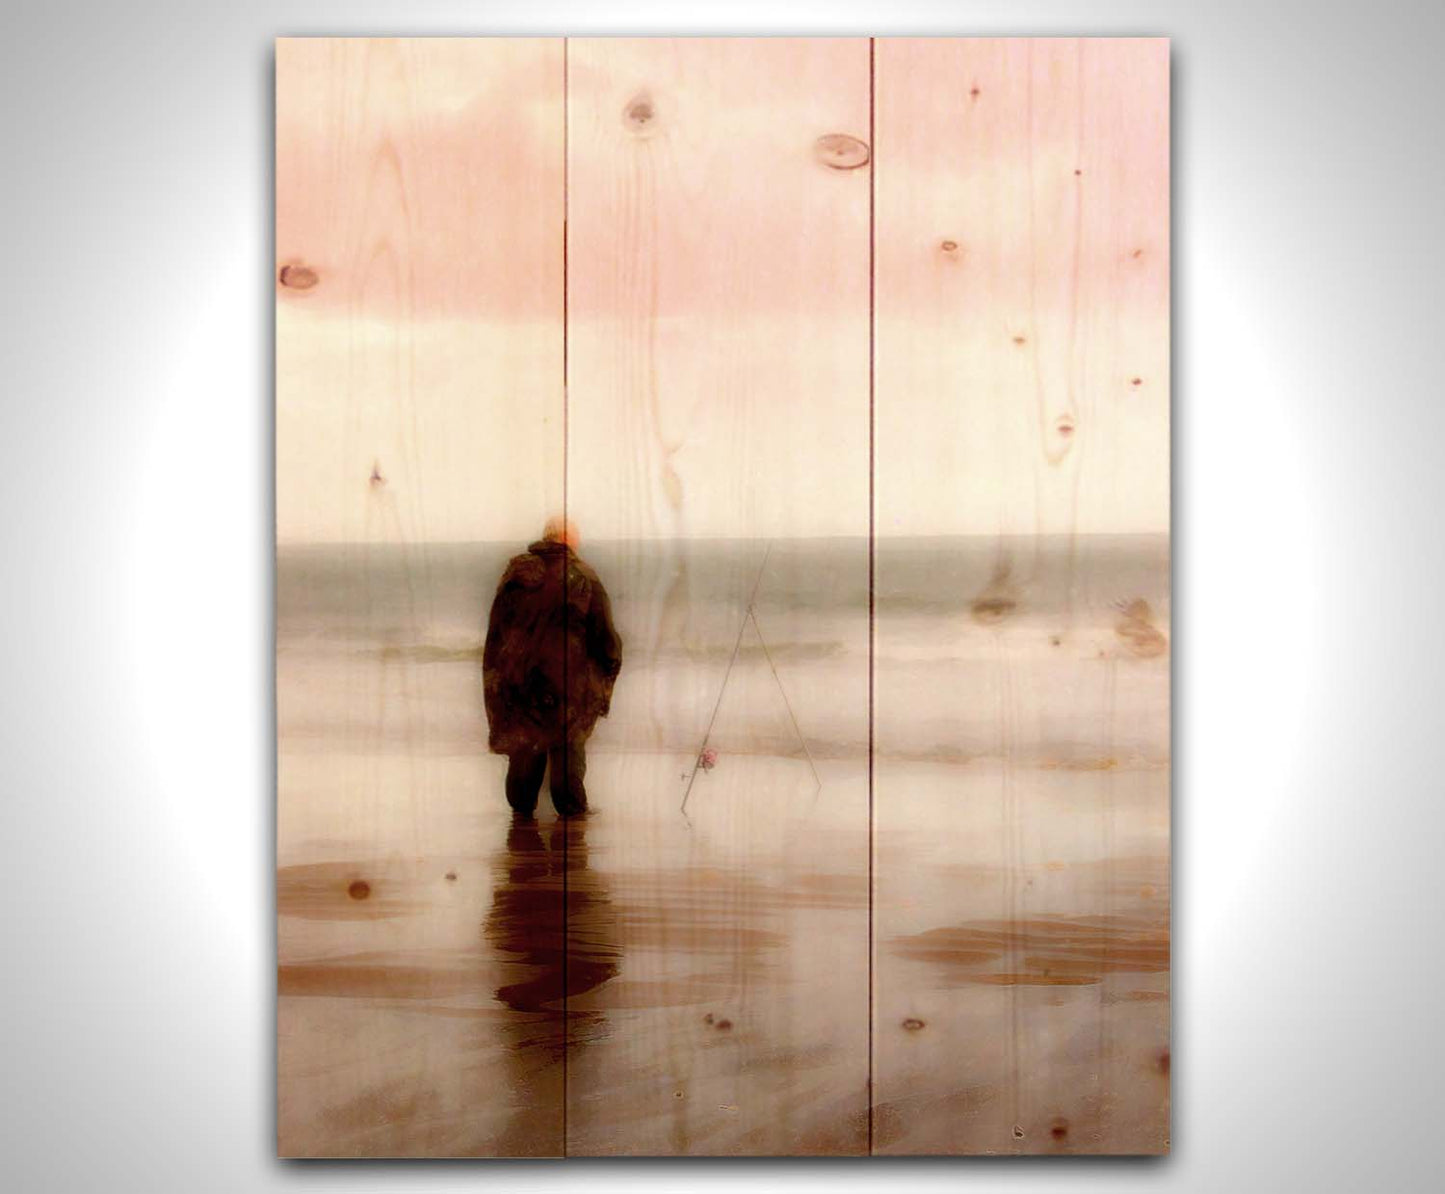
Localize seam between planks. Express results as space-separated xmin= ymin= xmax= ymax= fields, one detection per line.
xmin=561 ymin=34 xmax=570 ymax=1160
xmin=867 ymin=33 xmax=877 ymax=1159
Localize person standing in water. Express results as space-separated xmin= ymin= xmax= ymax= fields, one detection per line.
xmin=483 ymin=518 xmax=623 ymax=818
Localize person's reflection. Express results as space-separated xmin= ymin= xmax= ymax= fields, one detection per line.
xmin=483 ymin=812 xmax=619 ymax=1155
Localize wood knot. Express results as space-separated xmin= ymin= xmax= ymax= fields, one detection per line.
xmin=1131 ymin=376 xmax=1144 ymax=387
xmin=1157 ymin=1047 xmax=1171 ymax=1075
xmin=901 ymin=1017 xmax=925 ymax=1032
xmin=714 ymin=1017 xmax=733 ymax=1031
xmin=1115 ymin=598 xmax=1169 ymax=658
xmin=444 ymin=871 xmax=457 ymax=882
xmin=814 ymin=133 xmax=870 ymax=170
xmin=1055 ymin=414 xmax=1076 ymax=438
xmin=1012 ymin=334 xmax=1027 ymax=346
xmin=278 ymin=263 xmax=318 ymax=290
xmin=623 ymin=93 xmax=658 ymax=134
xmin=1012 ymin=1125 xmax=1025 ymax=1139
xmin=347 ymin=880 xmax=370 ymax=900
xmin=972 ymin=564 xmax=1019 ymax=627
xmin=969 ymin=85 xmax=981 ymax=100
xmin=369 ymin=462 xmax=386 ymax=489
xmin=1050 ymin=1117 xmax=1070 ymax=1141
xmin=972 ymin=596 xmax=1016 ymax=624
xmin=940 ymin=239 xmax=959 ymax=254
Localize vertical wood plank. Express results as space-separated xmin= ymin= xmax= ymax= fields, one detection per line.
xmin=275 ymin=37 xmax=565 ymax=1157
xmin=872 ymin=38 xmax=1170 ymax=1154
xmin=564 ymin=37 xmax=873 ymax=1155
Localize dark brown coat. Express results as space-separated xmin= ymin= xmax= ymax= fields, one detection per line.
xmin=483 ymin=540 xmax=622 ymax=755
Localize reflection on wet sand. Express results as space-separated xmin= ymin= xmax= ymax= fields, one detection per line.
xmin=274 ymin=751 xmax=871 ymax=1156
xmin=483 ymin=814 xmax=620 ymax=1155
xmin=891 ymin=913 xmax=1170 ymax=986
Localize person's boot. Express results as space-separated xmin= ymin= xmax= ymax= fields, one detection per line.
xmin=505 ymin=750 xmax=545 ymax=819
xmin=549 ymin=741 xmax=588 ymax=817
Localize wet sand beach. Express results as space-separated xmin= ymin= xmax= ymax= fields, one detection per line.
xmin=277 ymin=536 xmax=1169 ymax=1155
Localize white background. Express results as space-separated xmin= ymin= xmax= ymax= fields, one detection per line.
xmin=3 ymin=1 xmax=1442 ymax=1190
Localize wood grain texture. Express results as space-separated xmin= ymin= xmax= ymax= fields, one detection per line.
xmin=276 ymin=37 xmax=565 ymax=547
xmin=872 ymin=37 xmax=1170 ymax=1154
xmin=564 ymin=37 xmax=872 ymax=1154
xmin=275 ymin=38 xmax=565 ymax=1157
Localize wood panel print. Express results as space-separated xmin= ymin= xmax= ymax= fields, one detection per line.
xmin=275 ymin=35 xmax=1170 ymax=1157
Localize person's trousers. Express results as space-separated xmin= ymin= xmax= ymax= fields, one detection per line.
xmin=505 ymin=739 xmax=587 ymax=817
